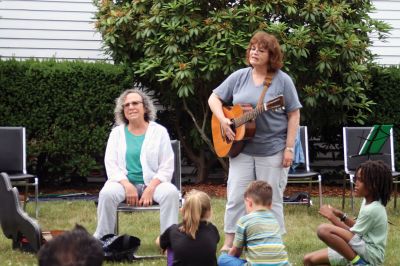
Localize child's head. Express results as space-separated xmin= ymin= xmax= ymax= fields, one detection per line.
xmin=179 ymin=189 xmax=212 ymax=239
xmin=355 ymin=160 xmax=393 ymax=206
xmin=244 ymin=180 xmax=272 ymax=211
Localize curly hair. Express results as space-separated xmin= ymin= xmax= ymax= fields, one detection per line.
xmin=246 ymin=31 xmax=283 ymax=72
xmin=355 ymin=160 xmax=393 ymax=206
xmin=114 ymin=88 xmax=157 ymax=125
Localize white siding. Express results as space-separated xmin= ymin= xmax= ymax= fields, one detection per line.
xmin=371 ymin=0 xmax=400 ymax=65
xmin=0 ymin=0 xmax=110 ymax=61
xmin=0 ymin=0 xmax=399 ymax=65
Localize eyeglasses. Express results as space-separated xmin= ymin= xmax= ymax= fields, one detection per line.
xmin=123 ymin=101 xmax=143 ymax=108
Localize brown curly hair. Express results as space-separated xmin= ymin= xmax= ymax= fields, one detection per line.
xmin=246 ymin=31 xmax=283 ymax=72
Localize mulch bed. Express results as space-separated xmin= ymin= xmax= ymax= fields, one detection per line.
xmin=182 ymin=183 xmax=352 ymax=198
xmin=37 ymin=183 xmax=396 ymax=199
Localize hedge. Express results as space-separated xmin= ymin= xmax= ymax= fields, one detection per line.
xmin=367 ymin=65 xmax=400 ymax=162
xmin=1 ymin=59 xmax=399 ymax=183
xmin=0 ymin=59 xmax=132 ymax=184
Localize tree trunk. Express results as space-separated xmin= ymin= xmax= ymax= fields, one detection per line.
xmin=181 ymin=98 xmax=228 ymax=173
xmin=173 ymin=110 xmax=209 ymax=183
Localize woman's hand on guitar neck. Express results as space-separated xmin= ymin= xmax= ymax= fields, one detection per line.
xmin=220 ymin=117 xmax=235 ymax=141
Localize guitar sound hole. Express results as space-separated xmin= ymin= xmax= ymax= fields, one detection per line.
xmin=230 ymin=123 xmax=236 ymax=133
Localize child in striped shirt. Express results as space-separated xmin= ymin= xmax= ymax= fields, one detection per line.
xmin=218 ymin=180 xmax=290 ymax=266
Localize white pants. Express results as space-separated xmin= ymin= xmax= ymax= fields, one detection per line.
xmin=224 ymin=151 xmax=289 ymax=234
xmin=94 ymin=181 xmax=179 ymax=239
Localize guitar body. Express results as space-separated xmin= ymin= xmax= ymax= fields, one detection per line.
xmin=211 ymin=104 xmax=255 ymax=158
xmin=211 ymin=95 xmax=284 ymax=158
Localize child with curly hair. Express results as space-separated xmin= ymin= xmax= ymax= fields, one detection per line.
xmin=304 ymin=160 xmax=393 ymax=265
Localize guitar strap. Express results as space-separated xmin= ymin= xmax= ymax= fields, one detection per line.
xmin=257 ymin=72 xmax=275 ymax=107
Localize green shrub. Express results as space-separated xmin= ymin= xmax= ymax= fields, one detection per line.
xmin=93 ymin=0 xmax=391 ymax=180
xmin=0 ymin=59 xmax=132 ymax=184
xmin=367 ymin=65 xmax=400 ymax=162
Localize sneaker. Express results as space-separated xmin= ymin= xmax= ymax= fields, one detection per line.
xmin=352 ymin=257 xmax=368 ymax=265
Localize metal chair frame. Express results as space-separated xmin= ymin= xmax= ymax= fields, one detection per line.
xmin=115 ymin=140 xmax=182 ymax=235
xmin=287 ymin=126 xmax=323 ymax=207
xmin=0 ymin=127 xmax=39 ymax=218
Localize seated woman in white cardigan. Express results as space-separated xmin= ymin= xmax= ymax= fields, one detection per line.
xmin=94 ymin=88 xmax=179 ymax=239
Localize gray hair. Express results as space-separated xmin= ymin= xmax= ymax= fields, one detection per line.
xmin=114 ymin=88 xmax=157 ymax=125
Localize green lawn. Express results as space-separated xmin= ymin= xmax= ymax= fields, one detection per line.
xmin=1 ymin=196 xmax=399 ymax=265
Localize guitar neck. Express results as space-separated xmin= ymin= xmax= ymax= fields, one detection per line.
xmin=231 ymin=95 xmax=284 ymax=128
xmin=233 ymin=105 xmax=264 ymax=128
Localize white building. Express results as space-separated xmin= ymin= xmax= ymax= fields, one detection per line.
xmin=369 ymin=0 xmax=400 ymax=65
xmin=0 ymin=0 xmax=109 ymax=61
xmin=0 ymin=0 xmax=398 ymax=65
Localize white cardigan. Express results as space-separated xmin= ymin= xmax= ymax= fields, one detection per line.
xmin=104 ymin=122 xmax=174 ymax=184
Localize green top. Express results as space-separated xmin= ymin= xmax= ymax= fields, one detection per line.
xmin=125 ymin=126 xmax=145 ymax=184
xmin=350 ymin=200 xmax=388 ymax=265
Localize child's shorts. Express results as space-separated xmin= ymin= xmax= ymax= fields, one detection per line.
xmin=328 ymin=234 xmax=368 ymax=266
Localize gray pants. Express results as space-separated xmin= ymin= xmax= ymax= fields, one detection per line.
xmin=328 ymin=234 xmax=369 ymax=265
xmin=94 ymin=181 xmax=179 ymax=239
xmin=224 ymin=151 xmax=289 ymax=234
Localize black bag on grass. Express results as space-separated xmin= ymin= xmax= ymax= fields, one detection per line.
xmin=100 ymin=234 xmax=141 ymax=261
xmin=283 ymin=192 xmax=311 ymax=204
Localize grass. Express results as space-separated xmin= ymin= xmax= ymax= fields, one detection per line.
xmin=1 ymin=196 xmax=399 ymax=265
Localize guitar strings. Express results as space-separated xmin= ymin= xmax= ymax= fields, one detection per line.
xmin=232 ymin=96 xmax=283 ymax=128
xmin=233 ymin=105 xmax=263 ymax=127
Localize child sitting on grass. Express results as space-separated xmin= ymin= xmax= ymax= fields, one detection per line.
xmin=303 ymin=160 xmax=393 ymax=265
xmin=218 ymin=180 xmax=290 ymax=266
xmin=157 ymin=189 xmax=220 ymax=266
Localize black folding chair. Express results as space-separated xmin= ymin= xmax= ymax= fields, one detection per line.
xmin=343 ymin=126 xmax=399 ymax=212
xmin=0 ymin=127 xmax=39 ymax=218
xmin=287 ymin=126 xmax=323 ymax=207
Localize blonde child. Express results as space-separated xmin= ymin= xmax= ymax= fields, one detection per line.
xmin=303 ymin=160 xmax=393 ymax=265
xmin=158 ymin=189 xmax=220 ymax=265
xmin=218 ymin=180 xmax=290 ymax=266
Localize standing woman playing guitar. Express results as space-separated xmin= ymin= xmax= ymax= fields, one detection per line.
xmin=208 ymin=31 xmax=302 ymax=251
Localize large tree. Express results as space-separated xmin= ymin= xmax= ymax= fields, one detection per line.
xmin=94 ymin=0 xmax=389 ymax=182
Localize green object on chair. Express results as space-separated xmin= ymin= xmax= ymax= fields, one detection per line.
xmin=359 ymin=125 xmax=392 ymax=156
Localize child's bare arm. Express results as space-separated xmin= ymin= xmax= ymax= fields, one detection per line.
xmin=332 ymin=208 xmax=356 ymax=228
xmin=155 ymin=236 xmax=168 ymax=255
xmin=319 ymin=204 xmax=355 ymax=229
xmin=228 ymin=246 xmax=243 ymax=258
xmin=155 ymin=236 xmax=160 ymax=247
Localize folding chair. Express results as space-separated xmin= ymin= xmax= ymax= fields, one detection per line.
xmin=0 ymin=127 xmax=39 ymax=218
xmin=342 ymin=126 xmax=399 ymax=212
xmin=287 ymin=126 xmax=323 ymax=207
xmin=115 ymin=140 xmax=182 ymax=234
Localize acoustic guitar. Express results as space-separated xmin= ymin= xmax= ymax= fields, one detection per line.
xmin=211 ymin=95 xmax=285 ymax=158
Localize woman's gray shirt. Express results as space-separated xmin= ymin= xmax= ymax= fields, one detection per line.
xmin=213 ymin=67 xmax=302 ymax=156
